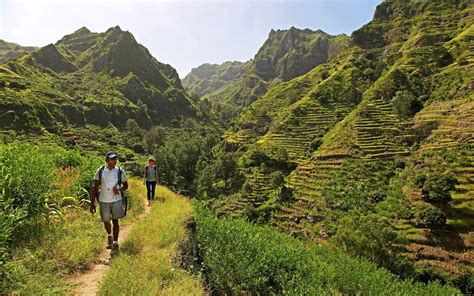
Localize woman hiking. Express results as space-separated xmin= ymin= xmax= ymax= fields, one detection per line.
xmin=143 ymin=157 xmax=159 ymax=206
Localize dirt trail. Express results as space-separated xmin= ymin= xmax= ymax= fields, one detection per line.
xmin=70 ymin=193 xmax=150 ymax=295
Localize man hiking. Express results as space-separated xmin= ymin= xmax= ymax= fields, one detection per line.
xmin=90 ymin=151 xmax=129 ymax=256
xmin=143 ymin=157 xmax=159 ymax=207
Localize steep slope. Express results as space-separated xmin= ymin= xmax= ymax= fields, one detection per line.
xmin=0 ymin=26 xmax=200 ymax=133
xmin=215 ymin=0 xmax=473 ymax=282
xmin=182 ymin=28 xmax=349 ymax=120
xmin=181 ymin=61 xmax=247 ymax=98
xmin=0 ymin=39 xmax=38 ymax=63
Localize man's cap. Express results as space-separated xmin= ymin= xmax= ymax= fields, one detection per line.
xmin=106 ymin=151 xmax=118 ymax=159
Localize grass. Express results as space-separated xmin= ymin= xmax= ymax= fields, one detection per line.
xmin=99 ymin=185 xmax=205 ymax=295
xmin=194 ymin=204 xmax=461 ymax=295
xmin=2 ymin=210 xmax=103 ymax=294
xmin=120 ymin=178 xmax=147 ymax=225
xmin=0 ymin=143 xmax=146 ymax=294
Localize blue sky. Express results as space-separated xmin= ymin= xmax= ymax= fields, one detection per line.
xmin=0 ymin=0 xmax=381 ymax=77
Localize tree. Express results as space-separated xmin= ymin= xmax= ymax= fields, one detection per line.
xmin=391 ymin=90 xmax=423 ymax=119
xmin=215 ymin=152 xmax=238 ymax=189
xmin=145 ymin=126 xmax=167 ymax=153
xmin=413 ymin=202 xmax=446 ymax=229
xmin=155 ymin=145 xmax=177 ymax=185
xmin=182 ymin=118 xmax=197 ymax=131
xmin=269 ymin=171 xmax=285 ymax=190
xmin=421 ymin=173 xmax=457 ymax=203
xmin=126 ymin=118 xmax=140 ymax=133
xmin=196 ymin=163 xmax=216 ymax=199
xmin=331 ymin=214 xmax=414 ymax=278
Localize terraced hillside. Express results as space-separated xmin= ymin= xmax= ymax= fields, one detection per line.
xmin=0 ymin=26 xmax=200 ymax=133
xmin=183 ymin=28 xmax=350 ymax=122
xmin=210 ymin=0 xmax=474 ymax=283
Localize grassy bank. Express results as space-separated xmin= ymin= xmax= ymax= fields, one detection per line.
xmin=194 ymin=204 xmax=461 ymax=295
xmin=100 ymin=185 xmax=204 ymax=295
xmin=0 ymin=143 xmax=145 ymax=294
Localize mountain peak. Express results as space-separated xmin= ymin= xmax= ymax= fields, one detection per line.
xmin=254 ymin=27 xmax=346 ymax=81
xmin=73 ymin=26 xmax=91 ymax=35
xmin=106 ymin=25 xmax=123 ymax=33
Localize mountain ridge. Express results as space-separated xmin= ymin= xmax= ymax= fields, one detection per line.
xmin=182 ymin=27 xmax=350 ymax=123
xmin=0 ymin=26 xmax=201 ymax=133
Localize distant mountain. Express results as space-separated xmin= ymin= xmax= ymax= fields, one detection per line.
xmin=0 ymin=26 xmax=200 ymax=131
xmin=183 ymin=61 xmax=247 ymax=98
xmin=182 ymin=28 xmax=349 ymax=121
xmin=0 ymin=39 xmax=38 ymax=63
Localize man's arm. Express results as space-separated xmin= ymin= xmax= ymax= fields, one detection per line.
xmin=155 ymin=168 xmax=159 ymax=184
xmin=120 ymin=181 xmax=129 ymax=192
xmin=90 ymin=180 xmax=100 ymax=213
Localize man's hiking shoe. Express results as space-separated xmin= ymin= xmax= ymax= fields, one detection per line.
xmin=106 ymin=235 xmax=113 ymax=249
xmin=110 ymin=243 xmax=119 ymax=257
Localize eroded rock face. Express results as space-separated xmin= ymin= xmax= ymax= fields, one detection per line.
xmin=253 ymin=28 xmax=339 ymax=82
xmin=32 ymin=44 xmax=76 ymax=73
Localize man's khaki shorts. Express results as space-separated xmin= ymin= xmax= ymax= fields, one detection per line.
xmin=99 ymin=200 xmax=125 ymax=222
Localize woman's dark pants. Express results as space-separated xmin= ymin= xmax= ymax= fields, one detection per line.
xmin=146 ymin=181 xmax=157 ymax=200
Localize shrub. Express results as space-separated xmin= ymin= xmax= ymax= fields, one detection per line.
xmin=309 ymin=137 xmax=323 ymax=152
xmin=245 ymin=149 xmax=269 ymax=167
xmin=193 ymin=204 xmax=459 ymax=295
xmin=0 ymin=144 xmax=101 ymax=268
xmin=269 ymin=170 xmax=285 ymax=190
xmin=413 ymin=203 xmax=446 ymax=228
xmin=331 ymin=213 xmax=414 ymax=277
xmin=422 ymin=173 xmax=457 ymax=203
xmin=391 ymin=90 xmax=423 ymax=119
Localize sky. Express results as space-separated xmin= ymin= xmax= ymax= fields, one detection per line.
xmin=0 ymin=0 xmax=381 ymax=78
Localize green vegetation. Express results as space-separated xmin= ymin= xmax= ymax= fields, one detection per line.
xmin=0 ymin=26 xmax=201 ymax=136
xmin=1 ymin=0 xmax=473 ymax=293
xmin=0 ymin=143 xmax=102 ymax=293
xmin=193 ymin=204 xmax=460 ymax=295
xmin=197 ymin=1 xmax=474 ymax=288
xmin=100 ymin=184 xmax=204 ymax=295
xmin=0 ymin=39 xmax=37 ymax=64
xmin=0 ymin=143 xmax=148 ymax=294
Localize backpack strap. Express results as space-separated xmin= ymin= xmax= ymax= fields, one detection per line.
xmin=117 ymin=166 xmax=123 ymax=186
xmin=98 ymin=165 xmax=105 ymax=184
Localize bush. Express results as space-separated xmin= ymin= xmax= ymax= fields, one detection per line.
xmin=391 ymin=90 xmax=423 ymax=119
xmin=309 ymin=137 xmax=323 ymax=152
xmin=269 ymin=170 xmax=285 ymax=190
xmin=0 ymin=144 xmax=101 ymax=265
xmin=331 ymin=213 xmax=414 ymax=278
xmin=246 ymin=149 xmax=270 ymax=167
xmin=193 ymin=204 xmax=460 ymax=295
xmin=422 ymin=173 xmax=457 ymax=203
xmin=413 ymin=203 xmax=446 ymax=228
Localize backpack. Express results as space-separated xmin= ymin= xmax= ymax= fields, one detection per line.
xmin=98 ymin=165 xmax=128 ymax=216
